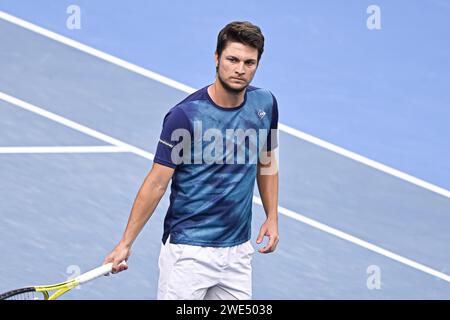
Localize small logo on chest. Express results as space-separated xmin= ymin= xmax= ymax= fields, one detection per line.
xmin=257 ymin=110 xmax=266 ymax=120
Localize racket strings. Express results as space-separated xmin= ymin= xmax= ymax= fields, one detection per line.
xmin=6 ymin=291 xmax=40 ymax=300
xmin=2 ymin=291 xmax=45 ymax=300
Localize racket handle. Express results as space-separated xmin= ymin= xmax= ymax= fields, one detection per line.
xmin=76 ymin=261 xmax=127 ymax=284
xmin=76 ymin=263 xmax=114 ymax=284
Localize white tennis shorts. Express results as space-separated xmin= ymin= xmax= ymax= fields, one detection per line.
xmin=157 ymin=236 xmax=255 ymax=300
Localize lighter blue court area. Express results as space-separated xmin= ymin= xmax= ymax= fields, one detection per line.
xmin=0 ymin=1 xmax=450 ymax=299
xmin=0 ymin=100 xmax=105 ymax=146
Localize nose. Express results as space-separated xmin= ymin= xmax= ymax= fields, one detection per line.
xmin=235 ymin=62 xmax=245 ymax=75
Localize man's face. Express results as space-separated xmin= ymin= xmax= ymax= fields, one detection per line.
xmin=216 ymin=41 xmax=259 ymax=94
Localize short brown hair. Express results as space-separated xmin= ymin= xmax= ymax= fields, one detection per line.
xmin=216 ymin=21 xmax=265 ymax=61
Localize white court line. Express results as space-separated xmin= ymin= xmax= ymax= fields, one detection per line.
xmin=1 ymin=91 xmax=449 ymax=284
xmin=0 ymin=10 xmax=448 ymax=199
xmin=254 ymin=197 xmax=450 ymax=283
xmin=0 ymin=92 xmax=154 ymax=161
xmin=0 ymin=146 xmax=129 ymax=154
xmin=279 ymin=124 xmax=450 ymax=199
xmin=0 ymin=11 xmax=194 ymax=94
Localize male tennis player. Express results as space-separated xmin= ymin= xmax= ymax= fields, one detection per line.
xmin=103 ymin=21 xmax=279 ymax=300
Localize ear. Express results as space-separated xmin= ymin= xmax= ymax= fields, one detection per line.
xmin=214 ymin=51 xmax=219 ymax=68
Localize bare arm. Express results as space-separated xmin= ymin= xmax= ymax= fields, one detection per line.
xmin=103 ymin=162 xmax=174 ymax=272
xmin=256 ymin=150 xmax=279 ymax=253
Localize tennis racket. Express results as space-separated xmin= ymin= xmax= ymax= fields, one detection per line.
xmin=0 ymin=262 xmax=120 ymax=300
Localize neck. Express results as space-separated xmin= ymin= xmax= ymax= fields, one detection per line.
xmin=208 ymin=80 xmax=246 ymax=108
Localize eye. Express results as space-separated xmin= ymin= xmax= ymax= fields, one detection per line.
xmin=246 ymin=61 xmax=256 ymax=66
xmin=227 ymin=57 xmax=237 ymax=62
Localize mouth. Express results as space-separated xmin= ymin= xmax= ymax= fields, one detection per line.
xmin=230 ymin=77 xmax=245 ymax=82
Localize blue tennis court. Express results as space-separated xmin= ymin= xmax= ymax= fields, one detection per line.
xmin=1 ymin=1 xmax=449 ymax=299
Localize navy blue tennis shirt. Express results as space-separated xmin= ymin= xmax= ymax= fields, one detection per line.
xmin=154 ymin=85 xmax=278 ymax=247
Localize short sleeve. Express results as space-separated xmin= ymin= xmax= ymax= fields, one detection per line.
xmin=154 ymin=107 xmax=192 ymax=168
xmin=266 ymin=93 xmax=279 ymax=151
